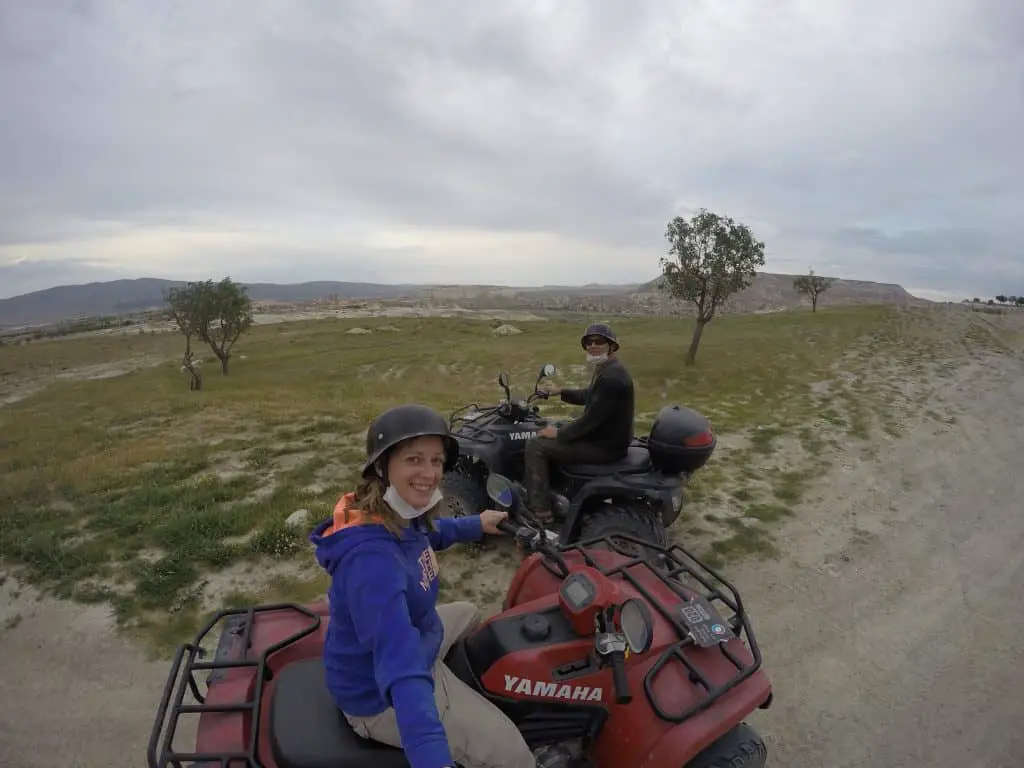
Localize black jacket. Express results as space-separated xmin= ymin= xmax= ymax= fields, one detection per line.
xmin=556 ymin=357 xmax=634 ymax=455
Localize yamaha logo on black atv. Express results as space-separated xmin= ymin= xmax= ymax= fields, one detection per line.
xmin=509 ymin=431 xmax=537 ymax=440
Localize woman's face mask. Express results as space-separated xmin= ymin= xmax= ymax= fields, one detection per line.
xmin=384 ymin=484 xmax=444 ymax=520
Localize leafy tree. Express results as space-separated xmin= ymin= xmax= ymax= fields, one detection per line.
xmin=165 ymin=277 xmax=253 ymax=377
xmin=1016 ymin=296 xmax=1024 ymax=306
xmin=792 ymin=268 xmax=836 ymax=312
xmin=659 ymin=208 xmax=766 ymax=365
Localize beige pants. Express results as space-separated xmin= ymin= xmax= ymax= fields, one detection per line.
xmin=344 ymin=602 xmax=536 ymax=768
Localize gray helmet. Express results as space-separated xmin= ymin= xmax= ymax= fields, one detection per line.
xmin=581 ymin=322 xmax=619 ymax=352
xmin=362 ymin=404 xmax=459 ymax=478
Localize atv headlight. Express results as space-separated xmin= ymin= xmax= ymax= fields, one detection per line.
xmin=671 ymin=492 xmax=683 ymax=512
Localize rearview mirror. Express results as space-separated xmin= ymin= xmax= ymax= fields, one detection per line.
xmin=485 ymin=473 xmax=516 ymax=509
xmin=619 ymin=598 xmax=654 ymax=654
xmin=540 ymin=363 xmax=557 ymax=378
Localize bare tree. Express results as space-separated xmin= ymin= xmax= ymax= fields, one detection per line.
xmin=659 ymin=209 xmax=766 ymax=365
xmin=180 ymin=347 xmax=203 ymax=391
xmin=166 ymin=285 xmax=204 ymax=390
xmin=792 ymin=268 xmax=837 ymax=312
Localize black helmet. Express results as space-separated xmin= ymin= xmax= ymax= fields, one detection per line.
xmin=362 ymin=404 xmax=458 ymax=478
xmin=581 ymin=322 xmax=619 ymax=351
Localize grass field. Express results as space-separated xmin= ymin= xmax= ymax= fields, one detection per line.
xmin=0 ymin=304 xmax=993 ymax=654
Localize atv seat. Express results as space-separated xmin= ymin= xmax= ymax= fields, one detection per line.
xmin=562 ymin=445 xmax=652 ymax=476
xmin=269 ymin=657 xmax=410 ymax=768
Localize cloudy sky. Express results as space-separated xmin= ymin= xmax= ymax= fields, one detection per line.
xmin=1 ymin=0 xmax=1022 ymax=301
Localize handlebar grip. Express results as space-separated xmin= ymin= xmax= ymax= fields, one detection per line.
xmin=496 ymin=518 xmax=519 ymax=535
xmin=610 ymin=652 xmax=631 ymax=704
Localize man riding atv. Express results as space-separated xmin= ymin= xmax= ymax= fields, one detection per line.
xmin=524 ymin=322 xmax=635 ymax=527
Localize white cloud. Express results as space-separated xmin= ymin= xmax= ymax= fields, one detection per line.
xmin=1 ymin=0 xmax=1022 ymax=300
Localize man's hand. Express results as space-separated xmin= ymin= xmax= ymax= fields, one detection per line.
xmin=542 ymin=382 xmax=561 ymax=397
xmin=538 ymin=425 xmax=558 ymax=439
xmin=479 ymin=509 xmax=509 ymax=535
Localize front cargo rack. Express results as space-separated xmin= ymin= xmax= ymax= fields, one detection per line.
xmin=147 ymin=602 xmax=321 ymax=768
xmin=554 ymin=532 xmax=768 ymax=723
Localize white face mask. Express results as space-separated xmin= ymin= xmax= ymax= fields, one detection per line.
xmin=586 ymin=352 xmax=608 ymax=364
xmin=384 ymin=484 xmax=444 ymax=520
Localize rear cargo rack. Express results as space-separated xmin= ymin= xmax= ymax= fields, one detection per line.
xmin=448 ymin=404 xmax=505 ymax=441
xmin=560 ymin=534 xmax=765 ymax=723
xmin=147 ymin=603 xmax=321 ymax=768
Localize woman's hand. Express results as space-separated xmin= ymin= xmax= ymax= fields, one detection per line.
xmin=479 ymin=509 xmax=509 ymax=535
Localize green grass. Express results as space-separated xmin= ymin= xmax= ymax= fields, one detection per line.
xmin=0 ymin=304 xmax=999 ymax=652
xmin=704 ymin=519 xmax=778 ymax=569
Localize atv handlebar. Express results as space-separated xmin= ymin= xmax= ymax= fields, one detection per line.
xmin=595 ymin=628 xmax=632 ymax=705
xmin=496 ymin=518 xmax=519 ymax=536
xmin=448 ymin=383 xmax=552 ymax=430
xmin=494 ymin=518 xmax=570 ymax=578
xmin=497 ymin=519 xmax=552 ymax=552
xmin=610 ymin=651 xmax=631 ymax=705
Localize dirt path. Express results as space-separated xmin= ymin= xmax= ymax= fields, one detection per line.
xmin=1 ymin=314 xmax=1022 ymax=767
xmin=738 ymin=346 xmax=1024 ymax=766
xmin=0 ymin=579 xmax=182 ymax=768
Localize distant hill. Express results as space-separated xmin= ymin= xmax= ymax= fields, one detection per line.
xmin=0 ymin=278 xmax=420 ymax=327
xmin=631 ymin=273 xmax=926 ymax=315
xmin=0 ymin=273 xmax=929 ymax=328
xmin=400 ymin=273 xmax=928 ymax=316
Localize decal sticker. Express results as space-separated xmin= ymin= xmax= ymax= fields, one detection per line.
xmin=504 ymin=675 xmax=604 ymax=702
xmin=417 ymin=547 xmax=439 ymax=591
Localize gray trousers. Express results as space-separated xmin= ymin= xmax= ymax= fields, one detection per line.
xmin=344 ymin=602 xmax=536 ymax=768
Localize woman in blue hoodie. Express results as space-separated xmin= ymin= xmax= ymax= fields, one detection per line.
xmin=309 ymin=403 xmax=539 ymax=768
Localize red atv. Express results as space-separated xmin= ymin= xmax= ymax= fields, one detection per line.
xmin=148 ymin=474 xmax=773 ymax=767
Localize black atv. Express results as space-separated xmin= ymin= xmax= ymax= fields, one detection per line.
xmin=440 ymin=364 xmax=717 ymax=558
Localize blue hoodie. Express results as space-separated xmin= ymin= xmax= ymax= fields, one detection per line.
xmin=309 ymin=492 xmax=484 ymax=768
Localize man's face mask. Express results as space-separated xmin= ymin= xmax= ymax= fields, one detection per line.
xmin=583 ymin=335 xmax=610 ymax=364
